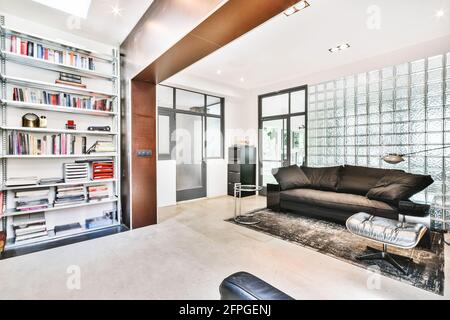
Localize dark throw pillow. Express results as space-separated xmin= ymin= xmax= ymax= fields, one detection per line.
xmin=301 ymin=166 xmax=342 ymax=191
xmin=272 ymin=165 xmax=311 ymax=191
xmin=367 ymin=171 xmax=434 ymax=204
xmin=337 ymin=165 xmax=403 ymax=196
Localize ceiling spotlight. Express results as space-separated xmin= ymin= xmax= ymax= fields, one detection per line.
xmin=111 ymin=5 xmax=124 ymax=16
xmin=435 ymin=9 xmax=445 ymax=18
xmin=284 ymin=0 xmax=310 ymax=17
xmin=216 ymin=69 xmax=222 ymax=75
xmin=240 ymin=77 xmax=245 ymax=82
xmin=329 ymin=43 xmax=351 ymax=53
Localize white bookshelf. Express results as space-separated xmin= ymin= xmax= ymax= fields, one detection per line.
xmin=0 ymin=16 xmax=122 ymax=250
xmin=1 ymin=126 xmax=118 ymax=135
xmin=0 ymin=99 xmax=118 ymax=116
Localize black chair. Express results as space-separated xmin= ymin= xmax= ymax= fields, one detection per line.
xmin=220 ymin=272 xmax=294 ymax=300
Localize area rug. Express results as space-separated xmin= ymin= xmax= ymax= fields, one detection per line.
xmin=227 ymin=209 xmax=445 ymax=295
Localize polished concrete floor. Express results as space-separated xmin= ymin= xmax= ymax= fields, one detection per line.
xmin=0 ymin=195 xmax=448 ymax=300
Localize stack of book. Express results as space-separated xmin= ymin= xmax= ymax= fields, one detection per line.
xmin=8 ymin=131 xmax=87 ymax=156
xmin=12 ymin=213 xmax=48 ymax=242
xmin=5 ymin=176 xmax=39 ymax=187
xmin=15 ymin=189 xmax=50 ymax=212
xmin=54 ymin=186 xmax=86 ymax=207
xmin=88 ymin=185 xmax=110 ymax=202
xmin=88 ymin=141 xmax=115 ymax=153
xmin=12 ymin=87 xmax=113 ymax=111
xmin=92 ymin=161 xmax=114 ymax=180
xmin=6 ymin=35 xmax=95 ymax=71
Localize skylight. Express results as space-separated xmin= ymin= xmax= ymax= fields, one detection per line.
xmin=32 ymin=0 xmax=92 ymax=19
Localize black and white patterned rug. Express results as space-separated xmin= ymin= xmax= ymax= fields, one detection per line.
xmin=227 ymin=209 xmax=445 ymax=295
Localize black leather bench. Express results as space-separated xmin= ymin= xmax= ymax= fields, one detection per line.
xmin=220 ymin=272 xmax=294 ymax=300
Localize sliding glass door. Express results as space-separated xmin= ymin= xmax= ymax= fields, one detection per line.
xmin=175 ymin=112 xmax=206 ymax=201
xmin=157 ymin=85 xmax=225 ymax=202
xmin=259 ymin=86 xmax=307 ymax=191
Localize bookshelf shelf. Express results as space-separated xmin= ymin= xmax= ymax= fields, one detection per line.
xmin=2 ymin=153 xmax=117 ymax=159
xmin=1 ymin=126 xmax=118 ymax=136
xmin=0 ymin=16 xmax=122 ymax=252
xmin=0 ymin=74 xmax=116 ymax=97
xmin=0 ymin=99 xmax=117 ymax=116
xmin=2 ymin=178 xmax=118 ymax=191
xmin=0 ymin=51 xmax=116 ymax=80
xmin=3 ymin=198 xmax=119 ymax=217
xmin=0 ymin=26 xmax=114 ymax=62
xmin=5 ymin=223 xmax=121 ymax=250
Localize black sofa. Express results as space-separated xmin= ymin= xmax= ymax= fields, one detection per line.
xmin=267 ymin=165 xmax=433 ymax=224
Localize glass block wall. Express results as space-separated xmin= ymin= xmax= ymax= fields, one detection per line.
xmin=308 ymin=52 xmax=450 ymax=226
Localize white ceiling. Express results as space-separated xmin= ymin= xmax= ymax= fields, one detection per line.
xmin=0 ymin=0 xmax=154 ymax=45
xmin=178 ymin=0 xmax=450 ymax=90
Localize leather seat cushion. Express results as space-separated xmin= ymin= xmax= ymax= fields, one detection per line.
xmin=346 ymin=212 xmax=427 ymax=248
xmin=280 ymin=189 xmax=397 ymax=216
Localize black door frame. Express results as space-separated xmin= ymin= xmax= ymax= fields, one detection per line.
xmin=258 ymin=85 xmax=308 ymax=193
xmin=157 ymin=85 xmax=225 ymax=202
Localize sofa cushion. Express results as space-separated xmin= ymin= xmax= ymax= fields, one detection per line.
xmin=272 ymin=165 xmax=310 ymax=191
xmin=301 ymin=166 xmax=342 ymax=191
xmin=367 ymin=171 xmax=434 ymax=203
xmin=337 ymin=165 xmax=402 ymax=196
xmin=280 ymin=189 xmax=397 ymax=217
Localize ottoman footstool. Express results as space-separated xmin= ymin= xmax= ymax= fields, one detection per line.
xmin=346 ymin=212 xmax=428 ymax=274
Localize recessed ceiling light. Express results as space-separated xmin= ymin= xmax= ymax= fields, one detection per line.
xmin=216 ymin=69 xmax=222 ymax=75
xmin=435 ymin=9 xmax=445 ymax=18
xmin=329 ymin=43 xmax=351 ymax=53
xmin=32 ymin=0 xmax=92 ymax=19
xmin=284 ymin=0 xmax=310 ymax=17
xmin=240 ymin=77 xmax=245 ymax=82
xmin=111 ymin=5 xmax=124 ymax=17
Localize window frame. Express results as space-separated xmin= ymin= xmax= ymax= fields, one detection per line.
xmin=157 ymin=85 xmax=225 ymax=160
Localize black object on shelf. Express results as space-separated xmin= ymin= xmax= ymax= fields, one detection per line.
xmin=227 ymin=145 xmax=257 ymax=198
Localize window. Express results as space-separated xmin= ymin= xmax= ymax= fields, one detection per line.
xmin=157 ymin=85 xmax=225 ymax=160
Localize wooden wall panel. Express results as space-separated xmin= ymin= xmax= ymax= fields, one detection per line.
xmin=131 ymin=80 xmax=157 ymax=228
xmin=124 ymin=0 xmax=298 ymax=229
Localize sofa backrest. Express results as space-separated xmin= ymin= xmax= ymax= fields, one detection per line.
xmin=301 ymin=166 xmax=342 ymax=191
xmin=337 ymin=165 xmax=403 ymax=196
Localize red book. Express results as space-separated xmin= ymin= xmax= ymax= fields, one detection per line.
xmin=10 ymin=36 xmax=16 ymax=53
xmin=20 ymin=41 xmax=27 ymax=55
xmin=44 ymin=48 xmax=49 ymax=60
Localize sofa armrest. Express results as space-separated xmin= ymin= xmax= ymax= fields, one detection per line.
xmin=398 ymin=200 xmax=430 ymax=217
xmin=267 ymin=184 xmax=281 ymax=211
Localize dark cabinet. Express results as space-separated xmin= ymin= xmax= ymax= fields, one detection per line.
xmin=227 ymin=145 xmax=257 ymax=197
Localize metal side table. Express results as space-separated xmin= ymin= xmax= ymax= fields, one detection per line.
xmin=234 ymin=183 xmax=262 ymax=225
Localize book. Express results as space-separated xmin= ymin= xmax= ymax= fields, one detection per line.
xmin=5 ymin=177 xmax=39 ymax=186
xmin=15 ymin=189 xmax=49 ymax=198
xmin=54 ymin=223 xmax=82 ymax=236
xmin=13 ymin=213 xmax=47 ymax=242
xmin=16 ymin=231 xmax=48 ymax=242
xmin=55 ymin=79 xmax=87 ymax=88
xmin=86 ymin=215 xmax=113 ymax=229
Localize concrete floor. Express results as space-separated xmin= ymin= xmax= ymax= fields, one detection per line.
xmin=0 ymin=195 xmax=448 ymax=300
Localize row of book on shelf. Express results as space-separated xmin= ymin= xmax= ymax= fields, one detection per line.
xmin=6 ymin=35 xmax=96 ymax=71
xmin=13 ymin=183 xmax=111 ymax=213
xmin=12 ymin=87 xmax=113 ymax=112
xmin=8 ymin=131 xmax=89 ymax=155
xmin=11 ymin=209 xmax=117 ymax=243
